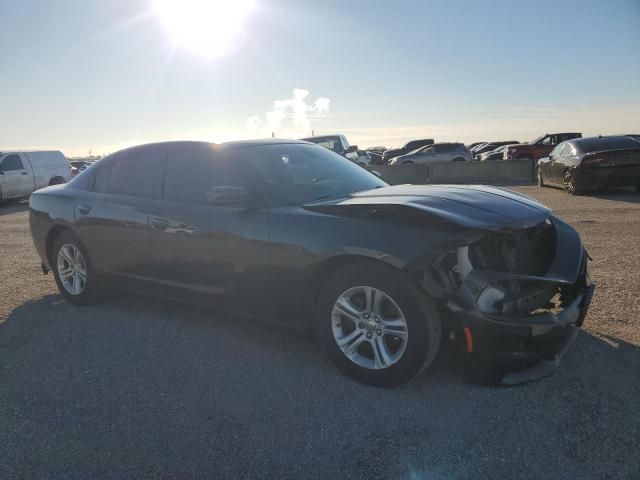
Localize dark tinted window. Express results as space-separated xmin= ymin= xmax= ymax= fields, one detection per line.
xmin=163 ymin=148 xmax=247 ymax=204
xmin=92 ymin=165 xmax=111 ymax=192
xmin=236 ymin=143 xmax=386 ymax=205
xmin=108 ymin=152 xmax=159 ymax=197
xmin=1 ymin=154 xmax=24 ymax=171
xmin=575 ymin=136 xmax=640 ymax=154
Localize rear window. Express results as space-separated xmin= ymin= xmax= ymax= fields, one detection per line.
xmin=575 ymin=137 xmax=640 ymax=154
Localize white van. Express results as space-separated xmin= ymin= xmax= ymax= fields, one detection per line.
xmin=0 ymin=151 xmax=71 ymax=201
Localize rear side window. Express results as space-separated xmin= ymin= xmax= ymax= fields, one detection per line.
xmin=92 ymin=165 xmax=111 ymax=192
xmin=163 ymin=148 xmax=247 ymax=204
xmin=0 ymin=154 xmax=24 ymax=171
xmin=107 ymin=152 xmax=160 ymax=198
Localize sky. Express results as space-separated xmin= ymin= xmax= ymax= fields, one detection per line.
xmin=1 ymin=0 xmax=639 ymax=157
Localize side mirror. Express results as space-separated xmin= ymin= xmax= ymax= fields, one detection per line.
xmin=207 ymin=186 xmax=254 ymax=206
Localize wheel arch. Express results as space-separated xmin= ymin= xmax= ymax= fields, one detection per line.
xmin=45 ymin=225 xmax=74 ymax=267
xmin=307 ymin=254 xmax=404 ymax=309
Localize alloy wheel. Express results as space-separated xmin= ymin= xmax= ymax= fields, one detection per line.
xmin=331 ymin=286 xmax=409 ymax=370
xmin=57 ymin=244 xmax=87 ymax=295
xmin=563 ymin=171 xmax=576 ymax=195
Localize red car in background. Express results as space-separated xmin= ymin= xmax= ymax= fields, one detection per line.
xmin=504 ymin=133 xmax=582 ymax=160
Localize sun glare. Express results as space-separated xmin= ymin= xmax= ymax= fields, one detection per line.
xmin=152 ymin=0 xmax=255 ymax=58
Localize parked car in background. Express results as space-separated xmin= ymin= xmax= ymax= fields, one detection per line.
xmin=625 ymin=134 xmax=640 ymax=143
xmin=29 ymin=139 xmax=594 ymax=386
xmin=473 ymin=141 xmax=519 ymax=159
xmin=300 ymin=134 xmax=359 ymax=162
xmin=366 ymin=147 xmax=386 ymax=165
xmin=466 ymin=142 xmax=486 ymax=149
xmin=355 ymin=150 xmax=371 ymax=167
xmin=504 ymin=133 xmax=581 ymax=160
xmin=537 ymin=135 xmax=640 ymax=195
xmin=0 ymin=151 xmax=70 ymax=202
xmin=382 ymin=139 xmax=434 ymax=164
xmin=478 ymin=145 xmax=508 ymax=161
xmin=389 ymin=143 xmax=472 ymax=165
xmin=70 ymin=160 xmax=93 ymax=177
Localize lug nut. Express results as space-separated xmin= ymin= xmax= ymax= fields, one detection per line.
xmin=366 ymin=332 xmax=372 ymax=339
xmin=364 ymin=313 xmax=370 ymax=319
xmin=358 ymin=322 xmax=365 ymax=329
xmin=375 ymin=317 xmax=380 ymax=323
xmin=376 ymin=329 xmax=382 ymax=336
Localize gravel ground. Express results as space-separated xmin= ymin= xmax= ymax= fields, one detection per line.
xmin=1 ymin=186 xmax=639 ymax=480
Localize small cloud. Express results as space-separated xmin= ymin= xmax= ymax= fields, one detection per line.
xmin=247 ymin=88 xmax=331 ymax=138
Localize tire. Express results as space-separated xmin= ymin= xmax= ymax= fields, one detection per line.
xmin=315 ymin=262 xmax=442 ymax=387
xmin=49 ymin=177 xmax=65 ymax=186
xmin=537 ymin=166 xmax=545 ymax=187
xmin=563 ymin=170 xmax=582 ymax=195
xmin=451 ymin=157 xmax=465 ymax=162
xmin=400 ymin=161 xmax=414 ymax=165
xmin=52 ymin=230 xmax=105 ymax=305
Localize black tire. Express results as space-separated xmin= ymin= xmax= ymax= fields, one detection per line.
xmin=49 ymin=177 xmax=65 ymax=186
xmin=563 ymin=170 xmax=582 ymax=195
xmin=537 ymin=166 xmax=545 ymax=187
xmin=451 ymin=157 xmax=465 ymax=162
xmin=52 ymin=230 xmax=105 ymax=305
xmin=315 ymin=262 xmax=442 ymax=387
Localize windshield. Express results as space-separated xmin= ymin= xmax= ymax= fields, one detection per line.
xmin=237 ymin=143 xmax=387 ymax=204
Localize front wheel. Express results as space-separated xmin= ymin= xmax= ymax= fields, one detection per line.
xmin=52 ymin=231 xmax=105 ymax=305
xmin=315 ymin=262 xmax=441 ymax=387
xmin=563 ymin=170 xmax=583 ymax=195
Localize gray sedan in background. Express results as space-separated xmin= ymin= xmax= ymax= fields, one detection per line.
xmin=389 ymin=143 xmax=473 ymax=165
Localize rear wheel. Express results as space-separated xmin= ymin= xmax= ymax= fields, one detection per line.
xmin=315 ymin=262 xmax=441 ymax=387
xmin=52 ymin=231 xmax=105 ymax=305
xmin=49 ymin=176 xmax=65 ymax=186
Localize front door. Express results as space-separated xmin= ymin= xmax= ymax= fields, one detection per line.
xmin=146 ymin=145 xmax=271 ymax=320
xmin=0 ymin=154 xmax=32 ymax=199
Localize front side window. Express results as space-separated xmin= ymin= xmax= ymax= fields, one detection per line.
xmin=235 ymin=143 xmax=386 ymax=205
xmin=539 ymin=136 xmax=553 ymax=145
xmin=163 ymin=148 xmax=247 ymax=204
xmin=107 ymin=152 xmax=160 ymax=198
xmin=0 ymin=154 xmax=24 ymax=171
xmin=560 ymin=143 xmax=574 ymax=156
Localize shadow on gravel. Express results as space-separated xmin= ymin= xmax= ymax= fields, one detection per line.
xmin=589 ymin=186 xmax=640 ymax=204
xmin=1 ymin=293 xmax=639 ymax=479
xmin=0 ymin=201 xmax=28 ymax=216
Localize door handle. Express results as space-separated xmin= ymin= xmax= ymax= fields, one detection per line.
xmin=78 ymin=204 xmax=92 ymax=215
xmin=151 ymin=217 xmax=169 ymax=230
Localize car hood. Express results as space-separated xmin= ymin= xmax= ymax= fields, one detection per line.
xmin=306 ymin=184 xmax=551 ymax=231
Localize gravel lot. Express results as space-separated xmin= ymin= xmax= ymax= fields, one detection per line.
xmin=1 ymin=186 xmax=639 ymax=480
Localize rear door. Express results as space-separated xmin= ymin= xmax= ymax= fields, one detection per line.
xmin=0 ymin=154 xmax=33 ymax=198
xmin=75 ymin=150 xmax=161 ymax=280
xmin=146 ymin=145 xmax=271 ymax=319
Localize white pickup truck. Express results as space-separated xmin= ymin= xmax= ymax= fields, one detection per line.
xmin=0 ymin=151 xmax=71 ymax=202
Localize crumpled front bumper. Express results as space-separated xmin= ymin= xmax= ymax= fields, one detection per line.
xmin=444 ymin=216 xmax=595 ymax=385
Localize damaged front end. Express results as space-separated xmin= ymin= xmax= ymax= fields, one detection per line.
xmin=417 ymin=215 xmax=595 ymax=385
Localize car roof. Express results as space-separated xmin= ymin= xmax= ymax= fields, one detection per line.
xmin=571 ymin=135 xmax=640 ymax=153
xmin=106 ymin=139 xmax=310 ymax=158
